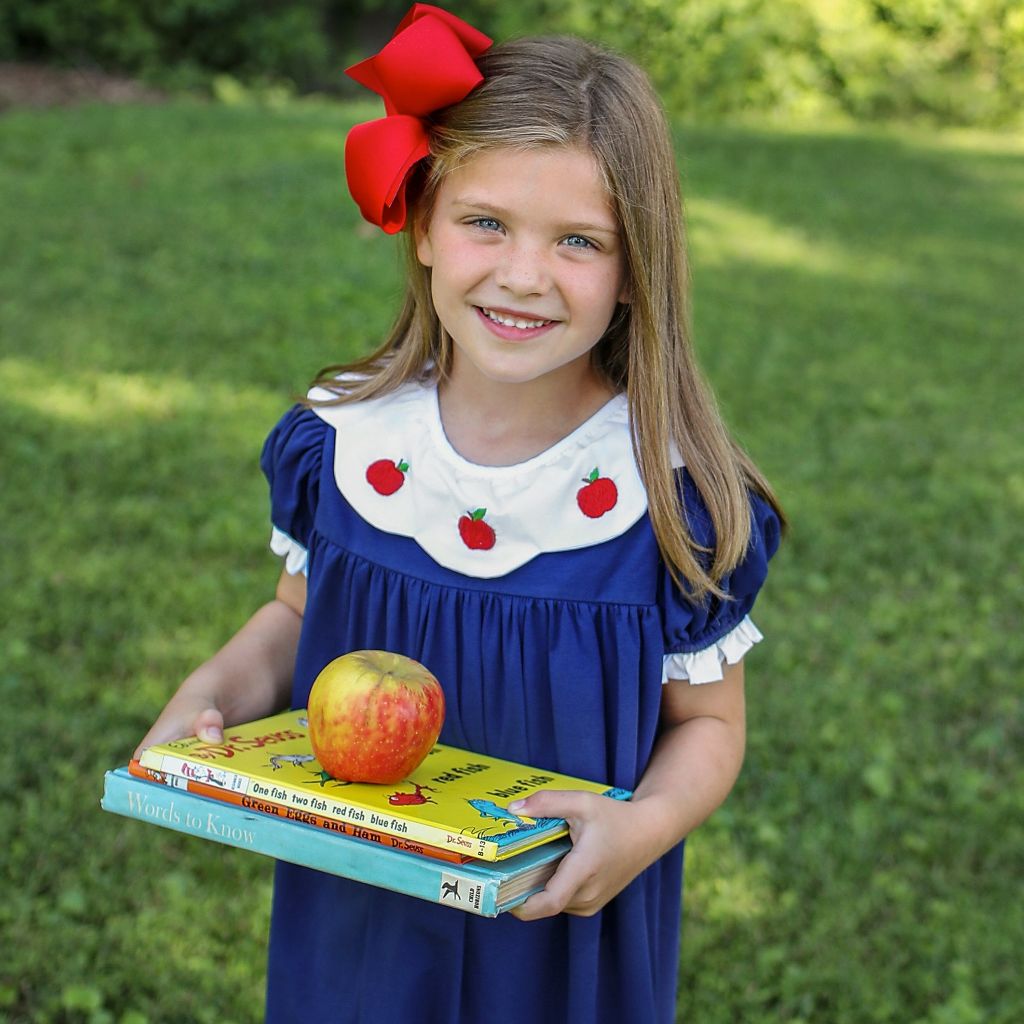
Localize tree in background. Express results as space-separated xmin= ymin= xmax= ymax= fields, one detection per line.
xmin=0 ymin=0 xmax=332 ymax=92
xmin=2 ymin=0 xmax=1022 ymax=126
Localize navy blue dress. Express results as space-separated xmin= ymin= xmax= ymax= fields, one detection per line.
xmin=259 ymin=383 xmax=779 ymax=1024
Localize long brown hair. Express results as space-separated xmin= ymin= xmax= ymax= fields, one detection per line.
xmin=312 ymin=35 xmax=785 ymax=599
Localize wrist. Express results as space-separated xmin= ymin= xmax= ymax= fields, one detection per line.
xmin=627 ymin=792 xmax=690 ymax=860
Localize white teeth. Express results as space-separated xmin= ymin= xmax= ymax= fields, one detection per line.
xmin=481 ymin=308 xmax=551 ymax=329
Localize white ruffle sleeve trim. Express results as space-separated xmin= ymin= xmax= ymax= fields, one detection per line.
xmin=270 ymin=526 xmax=308 ymax=576
xmin=662 ymin=615 xmax=763 ymax=685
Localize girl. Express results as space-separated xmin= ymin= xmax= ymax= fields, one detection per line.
xmin=137 ymin=6 xmax=784 ymax=1021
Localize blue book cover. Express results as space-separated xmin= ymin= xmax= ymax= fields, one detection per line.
xmin=101 ymin=767 xmax=572 ymax=917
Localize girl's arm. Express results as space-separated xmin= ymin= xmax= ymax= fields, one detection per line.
xmin=509 ymin=659 xmax=746 ymax=920
xmin=133 ymin=569 xmax=307 ymax=758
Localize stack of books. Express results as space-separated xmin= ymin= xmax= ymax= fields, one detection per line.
xmin=101 ymin=709 xmax=630 ymax=917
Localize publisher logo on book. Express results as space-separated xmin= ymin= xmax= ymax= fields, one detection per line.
xmin=439 ymin=874 xmax=482 ymax=912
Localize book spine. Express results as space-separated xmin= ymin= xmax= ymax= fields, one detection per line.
xmin=128 ymin=762 xmax=472 ymax=866
xmin=138 ymin=750 xmax=498 ymax=861
xmin=103 ymin=770 xmax=503 ymax=916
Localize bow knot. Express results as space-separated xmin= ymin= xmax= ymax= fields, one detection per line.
xmin=345 ymin=4 xmax=492 ymax=234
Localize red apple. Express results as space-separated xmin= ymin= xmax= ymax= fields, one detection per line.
xmin=458 ymin=508 xmax=496 ymax=549
xmin=366 ymin=458 xmax=408 ymax=495
xmin=307 ymin=650 xmax=445 ymax=784
xmin=576 ymin=468 xmax=618 ymax=518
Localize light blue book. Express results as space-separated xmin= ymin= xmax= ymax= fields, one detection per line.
xmin=101 ymin=767 xmax=571 ymax=917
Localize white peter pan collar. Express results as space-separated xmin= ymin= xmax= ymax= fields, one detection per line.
xmin=307 ymin=379 xmax=655 ymax=578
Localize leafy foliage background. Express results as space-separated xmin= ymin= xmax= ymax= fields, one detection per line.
xmin=2 ymin=0 xmax=1023 ymax=126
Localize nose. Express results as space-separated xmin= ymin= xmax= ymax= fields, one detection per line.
xmin=493 ymin=239 xmax=550 ymax=297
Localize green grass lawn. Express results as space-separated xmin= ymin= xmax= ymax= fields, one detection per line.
xmin=1 ymin=98 xmax=1021 ymax=1023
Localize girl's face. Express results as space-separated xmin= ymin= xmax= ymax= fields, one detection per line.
xmin=415 ymin=145 xmax=629 ymax=397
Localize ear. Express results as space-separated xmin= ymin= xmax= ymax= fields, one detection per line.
xmin=617 ymin=276 xmax=631 ymax=305
xmin=413 ymin=213 xmax=434 ymax=268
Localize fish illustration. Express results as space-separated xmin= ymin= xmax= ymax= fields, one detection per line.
xmin=389 ymin=783 xmax=437 ymax=806
xmin=467 ymin=799 xmax=529 ymax=829
xmin=267 ymin=753 xmax=316 ymax=771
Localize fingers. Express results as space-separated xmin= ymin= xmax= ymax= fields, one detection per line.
xmin=512 ymin=847 xmax=603 ymax=921
xmin=133 ymin=704 xmax=224 ymax=760
xmin=508 ymin=789 xmax=595 ymax=826
xmin=193 ymin=707 xmax=225 ymax=744
xmin=507 ymin=790 xmax=612 ymax=921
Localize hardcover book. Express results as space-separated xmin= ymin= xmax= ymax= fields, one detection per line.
xmin=102 ymin=767 xmax=571 ymax=917
xmin=137 ymin=709 xmax=630 ymax=861
xmin=128 ymin=761 xmax=473 ymax=864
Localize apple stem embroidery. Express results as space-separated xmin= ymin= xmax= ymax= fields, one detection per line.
xmin=366 ymin=458 xmax=409 ymax=496
xmin=458 ymin=508 xmax=496 ymax=550
xmin=577 ymin=467 xmax=618 ymax=518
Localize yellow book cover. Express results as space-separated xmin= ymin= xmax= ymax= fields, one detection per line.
xmin=138 ymin=709 xmax=631 ymax=861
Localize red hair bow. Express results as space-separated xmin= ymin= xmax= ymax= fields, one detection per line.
xmin=345 ymin=4 xmax=492 ymax=234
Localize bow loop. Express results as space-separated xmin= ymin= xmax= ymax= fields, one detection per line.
xmin=343 ymin=4 xmax=492 ymax=232
xmin=347 ymin=5 xmax=491 ymax=117
xmin=345 ymin=116 xmax=431 ymax=235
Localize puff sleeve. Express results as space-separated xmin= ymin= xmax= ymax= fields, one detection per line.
xmin=259 ymin=405 xmax=327 ymax=576
xmin=660 ymin=470 xmax=781 ymax=684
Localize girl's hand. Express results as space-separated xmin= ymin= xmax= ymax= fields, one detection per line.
xmin=133 ymin=686 xmax=225 ymax=759
xmin=508 ymin=790 xmax=665 ymax=920
xmin=510 ymin=661 xmax=749 ymax=921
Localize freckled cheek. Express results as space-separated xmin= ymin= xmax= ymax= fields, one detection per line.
xmin=562 ymin=269 xmax=621 ymax=314
xmin=439 ymin=242 xmax=498 ymax=291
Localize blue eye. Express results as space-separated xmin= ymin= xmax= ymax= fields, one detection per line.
xmin=470 ymin=217 xmax=502 ymax=232
xmin=563 ymin=234 xmax=596 ymax=250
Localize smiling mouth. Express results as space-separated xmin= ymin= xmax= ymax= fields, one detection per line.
xmin=478 ymin=307 xmax=556 ymax=330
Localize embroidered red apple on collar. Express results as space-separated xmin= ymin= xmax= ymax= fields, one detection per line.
xmin=577 ymin=467 xmax=618 ymax=518
xmin=458 ymin=508 xmax=496 ymax=550
xmin=366 ymin=458 xmax=409 ymax=495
